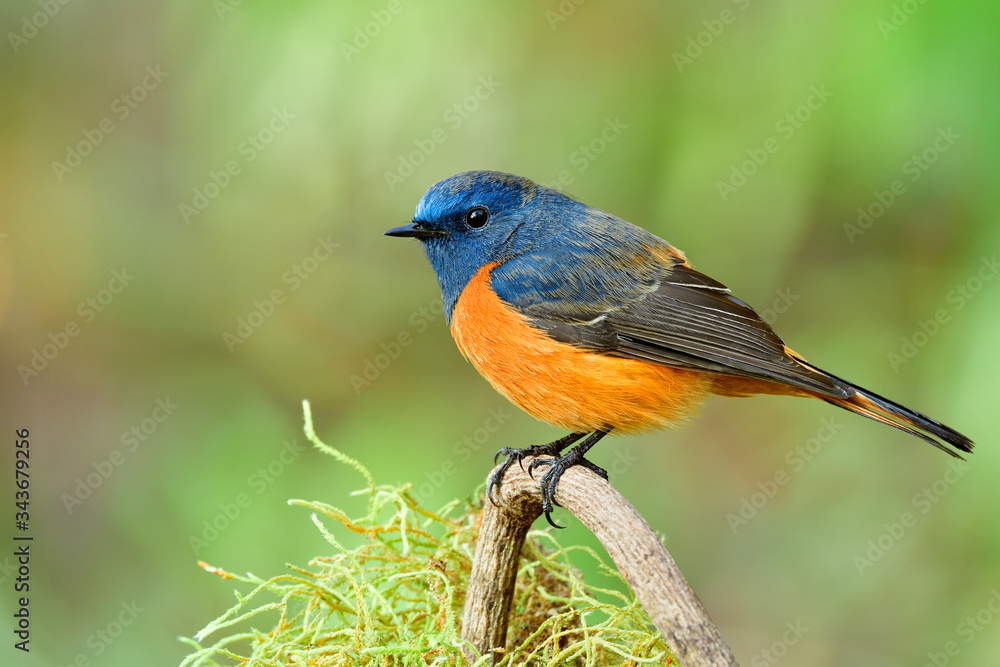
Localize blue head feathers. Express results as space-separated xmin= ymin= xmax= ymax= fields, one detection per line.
xmin=385 ymin=171 xmax=667 ymax=322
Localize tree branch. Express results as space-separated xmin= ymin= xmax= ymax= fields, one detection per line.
xmin=461 ymin=456 xmax=740 ymax=666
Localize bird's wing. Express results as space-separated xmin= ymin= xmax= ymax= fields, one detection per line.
xmin=492 ymin=250 xmax=850 ymax=399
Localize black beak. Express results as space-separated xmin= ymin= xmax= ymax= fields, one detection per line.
xmin=384 ymin=221 xmax=443 ymax=239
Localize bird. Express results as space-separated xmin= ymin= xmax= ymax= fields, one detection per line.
xmin=385 ymin=170 xmax=974 ymax=527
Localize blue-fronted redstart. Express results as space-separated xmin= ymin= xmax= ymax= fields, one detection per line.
xmin=386 ymin=171 xmax=973 ymax=526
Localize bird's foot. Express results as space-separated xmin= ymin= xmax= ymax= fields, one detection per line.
xmin=529 ymin=444 xmax=609 ymax=528
xmin=487 ymin=432 xmax=585 ymax=506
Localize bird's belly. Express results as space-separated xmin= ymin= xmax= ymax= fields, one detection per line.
xmin=450 ymin=265 xmax=712 ymax=433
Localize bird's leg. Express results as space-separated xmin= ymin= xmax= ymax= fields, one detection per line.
xmin=487 ymin=432 xmax=585 ymax=505
xmin=528 ymin=429 xmax=612 ymax=528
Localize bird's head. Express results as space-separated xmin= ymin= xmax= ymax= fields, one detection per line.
xmin=385 ymin=170 xmax=585 ymax=318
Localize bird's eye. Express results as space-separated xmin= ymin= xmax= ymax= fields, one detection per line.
xmin=464 ymin=206 xmax=490 ymax=229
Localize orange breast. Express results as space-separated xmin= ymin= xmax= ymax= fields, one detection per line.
xmin=449 ymin=263 xmax=714 ymax=434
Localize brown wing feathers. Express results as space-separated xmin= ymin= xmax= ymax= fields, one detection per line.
xmin=606 ymin=263 xmax=851 ymax=398
xmin=530 ymin=259 xmax=973 ymax=457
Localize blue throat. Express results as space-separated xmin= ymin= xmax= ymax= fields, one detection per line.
xmin=422 ymin=237 xmax=485 ymax=323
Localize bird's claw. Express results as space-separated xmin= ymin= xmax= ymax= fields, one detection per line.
xmin=526 ymin=456 xmax=553 ymax=479
xmin=486 ymin=432 xmax=595 ymax=524
xmin=493 ymin=447 xmax=512 ymax=466
xmin=487 ymin=447 xmax=529 ymax=506
xmin=488 ymin=443 xmax=564 ymax=504
xmin=542 ymin=508 xmax=564 ymax=529
xmin=538 ymin=463 xmax=572 ymax=528
xmin=533 ymin=437 xmax=610 ymax=529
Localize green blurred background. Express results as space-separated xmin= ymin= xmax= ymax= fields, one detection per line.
xmin=2 ymin=1 xmax=998 ymax=665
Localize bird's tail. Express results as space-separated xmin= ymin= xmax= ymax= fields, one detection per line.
xmin=809 ymin=368 xmax=974 ymax=459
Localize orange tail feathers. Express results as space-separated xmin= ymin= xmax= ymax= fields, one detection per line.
xmin=816 ymin=380 xmax=973 ymax=459
xmin=765 ymin=346 xmax=975 ymax=458
xmin=711 ymin=361 xmax=974 ymax=458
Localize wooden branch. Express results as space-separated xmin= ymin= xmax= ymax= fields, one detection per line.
xmin=461 ymin=457 xmax=739 ymax=666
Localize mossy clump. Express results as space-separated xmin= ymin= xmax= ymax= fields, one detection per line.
xmin=179 ymin=402 xmax=672 ymax=666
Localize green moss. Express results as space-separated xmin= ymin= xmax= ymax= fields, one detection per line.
xmin=179 ymin=402 xmax=672 ymax=666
